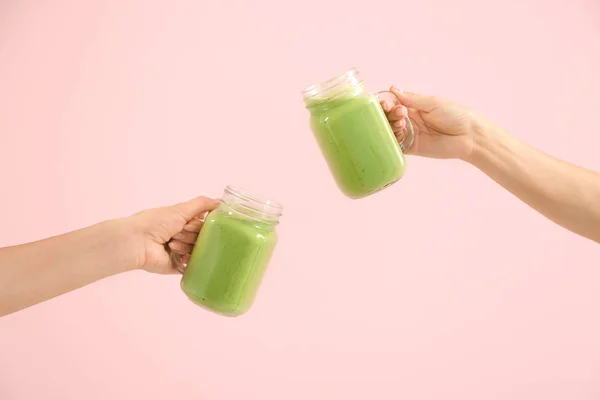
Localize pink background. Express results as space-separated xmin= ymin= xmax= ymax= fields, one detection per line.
xmin=1 ymin=0 xmax=600 ymax=399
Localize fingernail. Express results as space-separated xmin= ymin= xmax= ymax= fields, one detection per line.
xmin=395 ymin=107 xmax=405 ymax=116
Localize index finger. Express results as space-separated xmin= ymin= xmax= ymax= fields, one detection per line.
xmin=183 ymin=212 xmax=208 ymax=232
xmin=171 ymin=196 xmax=220 ymax=222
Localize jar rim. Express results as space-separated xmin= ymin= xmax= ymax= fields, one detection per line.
xmin=301 ymin=67 xmax=360 ymax=100
xmin=223 ymin=186 xmax=283 ymax=219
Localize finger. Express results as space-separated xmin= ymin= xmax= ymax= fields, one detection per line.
xmin=395 ymin=134 xmax=415 ymax=155
xmin=169 ymin=252 xmax=186 ymax=274
xmin=168 ymin=240 xmax=194 ymax=255
xmin=381 ymin=99 xmax=392 ymax=112
xmin=183 ymin=215 xmax=206 ymax=232
xmin=171 ymin=196 xmax=219 ymax=222
xmin=181 ymin=254 xmax=191 ymax=265
xmin=390 ymin=87 xmax=439 ymax=112
xmin=392 ymin=119 xmax=407 ymax=131
xmin=395 ymin=130 xmax=406 ymax=145
xmin=172 ymin=230 xmax=199 ymax=244
xmin=385 ymin=105 xmax=408 ymax=122
xmin=377 ymin=91 xmax=400 ymax=112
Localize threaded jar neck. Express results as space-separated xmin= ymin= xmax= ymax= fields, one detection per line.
xmin=302 ymin=68 xmax=365 ymax=110
xmin=220 ymin=186 xmax=282 ymax=225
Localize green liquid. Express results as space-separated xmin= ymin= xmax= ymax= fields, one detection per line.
xmin=181 ymin=208 xmax=277 ymax=316
xmin=308 ymin=94 xmax=406 ymax=198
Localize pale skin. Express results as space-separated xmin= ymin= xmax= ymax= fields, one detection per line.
xmin=1 ymin=88 xmax=599 ymax=317
xmin=379 ymin=87 xmax=600 ymax=244
xmin=0 ymin=196 xmax=220 ymax=316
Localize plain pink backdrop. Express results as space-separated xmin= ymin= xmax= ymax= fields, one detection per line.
xmin=1 ymin=0 xmax=600 ymax=399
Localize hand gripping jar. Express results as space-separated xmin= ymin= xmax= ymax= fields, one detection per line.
xmin=302 ymin=68 xmax=414 ymax=198
xmin=181 ymin=186 xmax=282 ymax=316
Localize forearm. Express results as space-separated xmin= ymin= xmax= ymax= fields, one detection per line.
xmin=0 ymin=219 xmax=138 ymax=316
xmin=466 ymin=120 xmax=600 ymax=243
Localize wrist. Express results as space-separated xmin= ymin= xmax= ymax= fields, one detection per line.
xmin=97 ymin=218 xmax=142 ymax=274
xmin=461 ymin=116 xmax=506 ymax=167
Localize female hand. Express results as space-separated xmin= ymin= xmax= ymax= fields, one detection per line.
xmin=379 ymin=87 xmax=480 ymax=160
xmin=127 ymin=196 xmax=220 ymax=274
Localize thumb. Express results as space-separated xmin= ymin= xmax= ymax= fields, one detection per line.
xmin=170 ymin=196 xmax=220 ymax=221
xmin=390 ymin=87 xmax=439 ymax=112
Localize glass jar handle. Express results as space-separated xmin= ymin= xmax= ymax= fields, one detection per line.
xmin=167 ymin=208 xmax=215 ymax=275
xmin=377 ymin=91 xmax=415 ymax=152
xmin=169 ymin=249 xmax=186 ymax=274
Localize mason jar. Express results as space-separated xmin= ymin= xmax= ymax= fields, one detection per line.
xmin=302 ymin=68 xmax=414 ymax=198
xmin=180 ymin=186 xmax=282 ymax=317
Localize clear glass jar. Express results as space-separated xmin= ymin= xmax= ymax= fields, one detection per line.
xmin=302 ymin=68 xmax=414 ymax=198
xmin=181 ymin=186 xmax=282 ymax=317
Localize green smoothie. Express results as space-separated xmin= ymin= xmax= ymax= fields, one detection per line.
xmin=307 ymin=92 xmax=406 ymax=198
xmin=181 ymin=207 xmax=278 ymax=316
